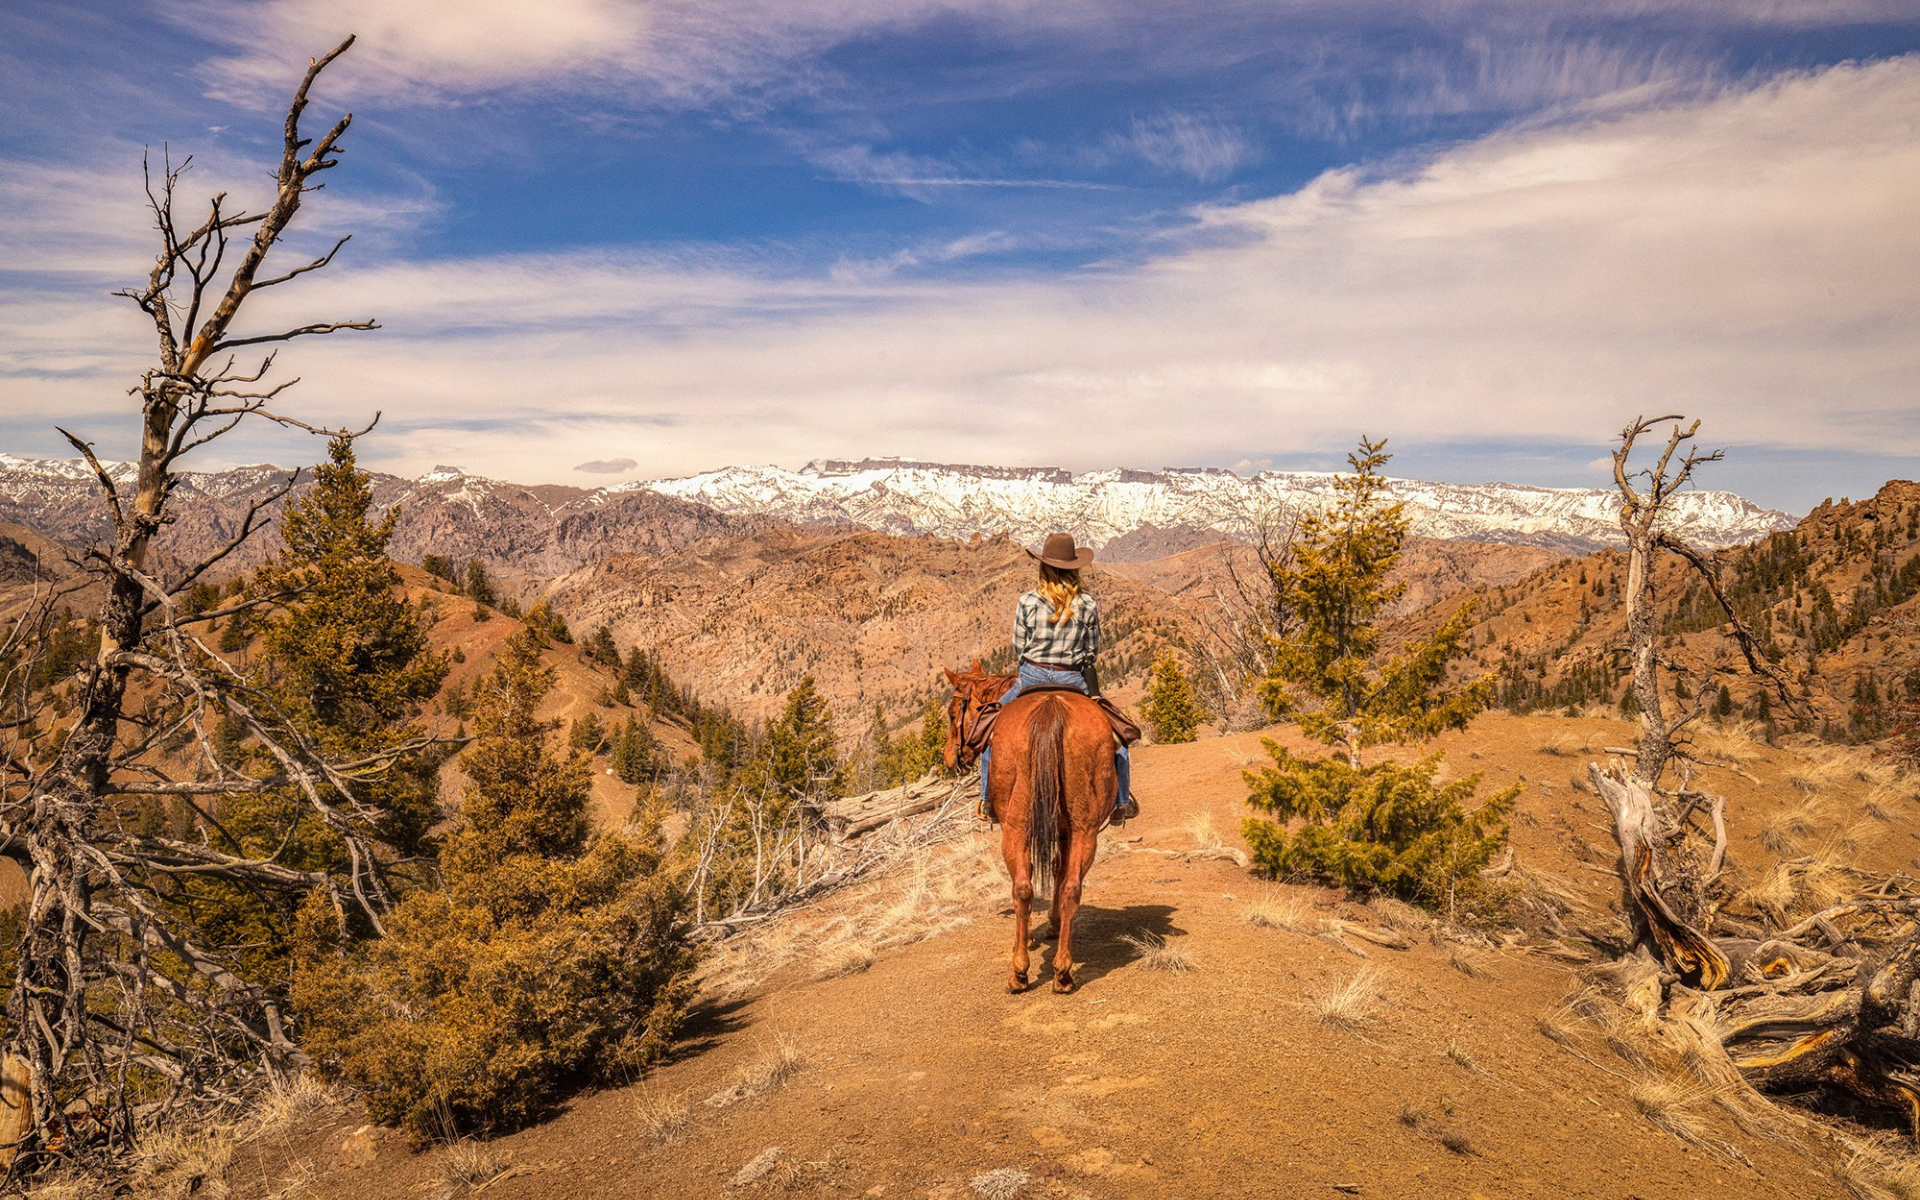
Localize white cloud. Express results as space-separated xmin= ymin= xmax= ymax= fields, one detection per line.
xmin=12 ymin=58 xmax=1920 ymax=490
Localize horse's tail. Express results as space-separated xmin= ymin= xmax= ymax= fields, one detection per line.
xmin=1026 ymin=696 xmax=1066 ymax=903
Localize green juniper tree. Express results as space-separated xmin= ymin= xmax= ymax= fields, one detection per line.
xmin=756 ymin=675 xmax=846 ymax=804
xmin=186 ymin=437 xmax=449 ymax=988
xmin=1142 ymin=651 xmax=1209 ymax=743
xmin=1244 ymin=437 xmax=1516 ymax=912
xmin=295 ymin=626 xmax=695 ymax=1141
xmin=250 ymin=436 xmax=449 ymax=860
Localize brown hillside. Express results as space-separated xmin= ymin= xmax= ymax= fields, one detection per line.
xmin=399 ymin=566 xmax=698 ymax=825
xmin=1107 ymin=535 xmax=1562 ymax=619
xmin=1418 ymin=479 xmax=1920 ymax=737
xmin=540 ymin=529 xmax=1213 ymax=734
xmin=235 ymin=712 xmax=1919 ymax=1200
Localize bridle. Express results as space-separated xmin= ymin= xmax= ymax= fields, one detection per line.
xmin=944 ymin=673 xmax=1009 ymax=771
xmin=946 ymin=687 xmax=985 ymax=771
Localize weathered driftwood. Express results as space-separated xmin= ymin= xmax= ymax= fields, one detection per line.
xmin=1588 ymin=416 xmax=1920 ymax=1137
xmin=816 ymin=771 xmax=969 ymax=841
xmin=0 ymin=1054 xmax=29 ymax=1168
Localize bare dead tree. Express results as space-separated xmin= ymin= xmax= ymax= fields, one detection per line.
xmin=1192 ymin=497 xmax=1301 ymax=729
xmin=0 ymin=37 xmax=454 ymax=1170
xmin=1587 ymin=415 xmax=1920 ymax=1138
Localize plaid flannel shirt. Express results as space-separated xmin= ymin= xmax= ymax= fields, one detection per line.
xmin=1014 ymin=589 xmax=1101 ymax=669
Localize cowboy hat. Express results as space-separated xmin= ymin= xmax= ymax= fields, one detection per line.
xmin=1026 ymin=531 xmax=1094 ymax=570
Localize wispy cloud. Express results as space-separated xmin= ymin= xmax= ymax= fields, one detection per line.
xmin=1107 ymin=114 xmax=1258 ymax=182
xmin=807 ymin=143 xmax=1119 ymax=201
xmin=173 ymin=0 xmax=1920 ymax=116
xmin=575 ymin=457 xmax=638 ymax=474
xmin=13 ymin=57 xmax=1916 ymax=497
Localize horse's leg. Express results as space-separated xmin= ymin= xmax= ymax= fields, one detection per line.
xmin=1047 ymin=845 xmax=1064 ymax=940
xmin=1051 ymin=826 xmax=1097 ymax=994
xmin=1002 ymin=816 xmax=1032 ymax=993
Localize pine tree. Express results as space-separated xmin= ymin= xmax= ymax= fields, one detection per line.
xmin=1244 ymin=437 xmax=1513 ymax=913
xmin=570 ymin=711 xmax=607 ymax=754
xmin=1257 ymin=437 xmax=1490 ymax=767
xmin=611 ymin=715 xmax=656 ymax=785
xmin=1142 ymin=651 xmax=1209 ymax=743
xmin=587 ymin=624 xmax=620 ymax=667
xmin=756 ymin=675 xmax=846 ymax=803
xmin=248 ymin=436 xmax=449 ymax=861
xmin=296 ymin=626 xmax=695 ymax=1140
xmin=464 ymin=557 xmax=496 ymax=606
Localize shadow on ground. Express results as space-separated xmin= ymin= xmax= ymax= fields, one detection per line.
xmin=1038 ymin=902 xmax=1183 ymax=989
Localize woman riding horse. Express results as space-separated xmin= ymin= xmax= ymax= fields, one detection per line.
xmin=977 ymin=532 xmax=1138 ymax=826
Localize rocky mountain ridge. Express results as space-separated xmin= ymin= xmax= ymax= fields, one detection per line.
xmin=0 ymin=454 xmax=762 ymax=582
xmin=640 ymin=458 xmax=1796 ymax=557
xmin=0 ymin=454 xmax=1794 ymax=572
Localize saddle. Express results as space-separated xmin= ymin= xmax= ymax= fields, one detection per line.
xmin=962 ymin=686 xmax=1141 ymax=761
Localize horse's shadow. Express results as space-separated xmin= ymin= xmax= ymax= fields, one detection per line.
xmin=1036 ymin=903 xmax=1182 ymax=990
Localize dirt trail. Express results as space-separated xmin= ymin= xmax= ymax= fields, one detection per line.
xmin=258 ymin=719 xmax=1875 ymax=1200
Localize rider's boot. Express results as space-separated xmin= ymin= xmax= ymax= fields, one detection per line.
xmin=1108 ymin=793 xmax=1139 ymax=827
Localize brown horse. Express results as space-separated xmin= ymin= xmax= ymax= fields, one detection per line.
xmin=944 ymin=662 xmax=1119 ymax=993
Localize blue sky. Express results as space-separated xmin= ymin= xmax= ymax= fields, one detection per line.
xmin=3 ymin=1 xmax=1919 ymax=512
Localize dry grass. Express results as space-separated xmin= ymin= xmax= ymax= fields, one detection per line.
xmin=1834 ymin=1134 xmax=1920 ymax=1200
xmin=241 ymin=1072 xmax=343 ymax=1145
xmin=1536 ymin=1005 xmax=1583 ymax=1049
xmin=766 ymin=1148 xmax=850 ymax=1192
xmin=1449 ymin=948 xmax=1488 ymax=980
xmin=1182 ymin=812 xmax=1248 ymax=865
xmin=812 ymin=939 xmax=875 ymax=980
xmin=1691 ymin=720 xmax=1764 ymax=766
xmin=1397 ymin=1103 xmax=1476 ymax=1155
xmin=635 ymin=1088 xmax=691 ymax=1146
xmin=1309 ymin=968 xmax=1382 ymax=1032
xmin=1760 ymin=796 xmax=1825 ymax=854
xmin=127 ymin=1126 xmax=237 ymax=1200
xmin=1369 ymin=896 xmax=1430 ymax=935
xmin=1736 ymin=845 xmax=1854 ymax=923
xmin=1122 ymin=930 xmax=1193 ymax=973
xmin=1863 ymin=786 xmax=1902 ymax=822
xmin=1787 ymin=747 xmax=1856 ymax=795
xmin=428 ymin=1141 xmax=519 ymax=1200
xmin=705 ymin=1033 xmax=806 ymax=1109
xmin=1243 ymin=889 xmax=1314 ymax=932
xmin=1629 ymin=1077 xmax=1724 ymax=1145
xmin=1186 ymin=812 xmax=1227 ymax=854
xmin=1444 ymin=1039 xmax=1487 ymax=1076
xmin=1536 ymin=728 xmax=1585 ymax=757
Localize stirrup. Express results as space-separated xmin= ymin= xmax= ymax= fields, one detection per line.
xmin=1108 ymin=798 xmax=1138 ymax=827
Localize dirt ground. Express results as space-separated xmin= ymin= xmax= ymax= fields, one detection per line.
xmin=237 ymin=715 xmax=1911 ymax=1200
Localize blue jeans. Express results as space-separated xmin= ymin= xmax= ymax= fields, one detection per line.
xmin=979 ymin=662 xmax=1132 ymax=814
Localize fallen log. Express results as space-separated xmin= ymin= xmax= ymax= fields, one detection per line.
xmin=816 ymin=771 xmax=972 ymax=842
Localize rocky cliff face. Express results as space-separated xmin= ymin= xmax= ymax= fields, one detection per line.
xmin=0 ymin=456 xmax=762 ymax=581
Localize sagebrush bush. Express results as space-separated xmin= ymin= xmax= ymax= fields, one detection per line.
xmin=293 ymin=628 xmax=696 ymax=1142
xmin=1243 ymin=744 xmax=1516 ymax=911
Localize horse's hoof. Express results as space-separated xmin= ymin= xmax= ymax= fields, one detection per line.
xmin=1008 ymin=971 xmax=1029 ymax=994
xmin=1052 ymin=972 xmax=1075 ymax=994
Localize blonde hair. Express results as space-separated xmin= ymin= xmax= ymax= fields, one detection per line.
xmin=1036 ymin=564 xmax=1081 ymax=624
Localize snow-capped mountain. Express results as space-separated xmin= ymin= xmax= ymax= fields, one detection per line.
xmin=0 ymin=452 xmax=1796 ymax=569
xmin=638 ymin=459 xmax=1796 ymax=556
